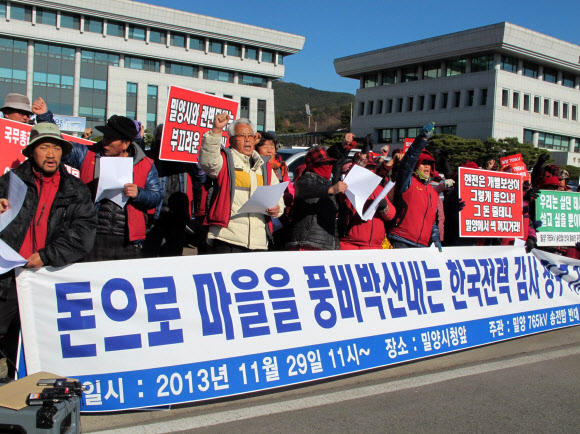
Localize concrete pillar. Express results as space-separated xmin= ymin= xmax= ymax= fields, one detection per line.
xmin=223 ymin=42 xmax=228 ymax=58
xmin=73 ymin=48 xmax=81 ymax=116
xmin=233 ymin=72 xmax=239 ymax=84
xmin=395 ymin=68 xmax=402 ymax=83
xmin=557 ymin=71 xmax=563 ymax=86
xmin=26 ymin=41 xmax=34 ymax=100
xmin=185 ymin=35 xmax=190 ymax=51
xmin=517 ymin=59 xmax=523 ymax=75
xmin=159 ymin=60 xmax=165 ymax=74
xmin=136 ymin=82 xmax=148 ymax=124
xmin=532 ymin=131 xmax=539 ymax=148
xmin=377 ymin=72 xmax=383 ymax=86
xmin=119 ymin=54 xmax=125 ymax=68
xmin=493 ymin=53 xmax=501 ymax=71
xmin=569 ymin=138 xmax=576 ymax=153
xmin=56 ymin=11 xmax=61 ymax=29
xmin=465 ymin=58 xmax=471 ymax=73
xmin=360 ymin=76 xmax=364 ymax=89
xmin=31 ymin=7 xmax=36 ymax=26
xmin=417 ymin=65 xmax=423 ymax=80
xmin=538 ymin=65 xmax=544 ymax=81
xmin=441 ymin=61 xmax=447 ymax=77
xmin=197 ymin=68 xmax=203 ymax=80
xmin=392 ymin=129 xmax=398 ymax=144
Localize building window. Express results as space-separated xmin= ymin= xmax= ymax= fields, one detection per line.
xmin=126 ymin=82 xmax=137 ymax=119
xmin=227 ymin=43 xmax=241 ymax=57
xmin=223 ymin=95 xmax=233 ymax=99
xmin=368 ymin=101 xmax=374 ymax=115
xmin=262 ymin=50 xmax=274 ymax=63
xmin=572 ymin=105 xmax=578 ymax=121
xmin=147 ymin=85 xmax=158 ymax=131
xmin=523 ymin=94 xmax=530 ymax=111
xmin=562 ymin=73 xmax=574 ymax=88
xmin=0 ymin=36 xmax=28 ymax=97
xmin=377 ymin=100 xmax=383 ymax=114
xmin=378 ymin=129 xmax=392 ymax=143
xmin=471 ymin=55 xmax=493 ymax=72
xmin=553 ymin=101 xmax=559 ymax=117
xmin=429 ymin=94 xmax=436 ymax=110
xmin=446 ymin=58 xmax=466 ymax=76
xmin=36 ymin=8 xmax=57 ymax=26
xmin=512 ymin=92 xmax=519 ymax=109
xmin=407 ymin=97 xmax=413 ymax=112
xmin=170 ymin=33 xmax=186 ymax=48
xmin=423 ymin=63 xmax=441 ymax=79
xmin=84 ymin=17 xmax=103 ymax=34
xmin=382 ymin=70 xmax=397 ymax=85
xmin=209 ymin=39 xmax=223 ymax=54
xmin=500 ymin=56 xmax=517 ymax=73
xmin=480 ymin=88 xmax=488 ymax=106
xmin=401 ymin=66 xmax=418 ymax=82
xmin=10 ymin=4 xmax=32 ymax=22
xmin=60 ymin=12 xmax=80 ymax=30
xmin=203 ymin=68 xmax=233 ymax=82
xmin=453 ymin=91 xmax=461 ymax=108
xmin=538 ymin=132 xmax=570 ymax=151
xmin=106 ymin=21 xmax=125 ymax=37
xmin=80 ymin=50 xmax=119 ymax=129
xmin=543 ymin=67 xmax=557 ymax=84
xmin=128 ymin=24 xmax=146 ymax=41
xmin=441 ymin=125 xmax=457 ymax=135
xmin=240 ymin=97 xmax=249 ymax=119
xmin=189 ymin=36 xmax=204 ymax=51
xmin=466 ymin=90 xmax=474 ymax=107
xmin=523 ymin=129 xmax=533 ymax=144
xmin=363 ymin=73 xmax=377 ymax=88
xmin=441 ymin=93 xmax=448 ymax=109
xmin=257 ymin=99 xmax=266 ymax=132
xmin=397 ymin=98 xmax=403 ymax=112
xmin=534 ymin=96 xmax=540 ymax=113
xmin=33 ymin=43 xmax=75 ymax=116
xmin=149 ymin=29 xmax=167 ymax=45
xmin=386 ymin=99 xmax=393 ymax=113
xmin=544 ymin=99 xmax=550 ymax=115
xmin=240 ymin=74 xmax=267 ymax=88
xmin=245 ymin=47 xmax=258 ymax=60
xmin=358 ymin=102 xmax=365 ymax=116
xmin=501 ymin=89 xmax=509 ymax=107
xmin=419 ymin=95 xmax=425 ymax=111
xmin=166 ymin=62 xmax=198 ymax=77
xmin=125 ymin=56 xmax=160 ymax=72
xmin=563 ymin=103 xmax=569 ymax=119
xmin=398 ymin=128 xmax=407 ymax=140
xmin=278 ymin=54 xmax=284 ymax=64
xmin=522 ymin=61 xmax=538 ymax=78
xmin=0 ymin=2 xmax=6 ymax=19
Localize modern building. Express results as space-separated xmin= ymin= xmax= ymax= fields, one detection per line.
xmin=334 ymin=22 xmax=580 ymax=167
xmin=0 ymin=0 xmax=304 ymax=131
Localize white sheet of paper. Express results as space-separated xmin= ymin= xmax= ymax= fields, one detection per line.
xmin=237 ymin=182 xmax=288 ymax=215
xmin=514 ymin=238 xmax=526 ymax=247
xmin=0 ymin=239 xmax=27 ymax=274
xmin=362 ymin=181 xmax=395 ymax=221
xmin=344 ymin=165 xmax=382 ymax=221
xmin=0 ymin=172 xmax=27 ymax=232
xmin=95 ymin=157 xmax=133 ymax=208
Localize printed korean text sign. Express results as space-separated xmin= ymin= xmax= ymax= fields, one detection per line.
xmin=159 ymin=86 xmax=239 ymax=163
xmin=15 ymin=247 xmax=580 ymax=412
xmin=402 ymin=138 xmax=413 ymax=154
xmin=0 ymin=117 xmax=93 ymax=176
xmin=500 ymin=154 xmax=529 ymax=182
xmin=458 ymin=167 xmax=524 ymax=238
xmin=536 ymin=190 xmax=580 ymax=246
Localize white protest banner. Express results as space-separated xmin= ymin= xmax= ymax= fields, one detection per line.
xmin=16 ymin=247 xmax=580 ymax=412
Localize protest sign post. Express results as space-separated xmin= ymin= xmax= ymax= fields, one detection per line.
xmin=159 ymin=86 xmax=239 ymax=163
xmin=536 ymin=190 xmax=580 ymax=246
xmin=0 ymin=117 xmax=93 ymax=176
xmin=458 ymin=167 xmax=524 ymax=238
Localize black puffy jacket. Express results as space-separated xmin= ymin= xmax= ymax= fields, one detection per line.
xmin=285 ymin=171 xmax=339 ymax=251
xmin=0 ymin=161 xmax=97 ymax=297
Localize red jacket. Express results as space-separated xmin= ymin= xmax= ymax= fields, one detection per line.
xmin=390 ymin=175 xmax=439 ymax=246
xmin=80 ymin=149 xmax=153 ymax=242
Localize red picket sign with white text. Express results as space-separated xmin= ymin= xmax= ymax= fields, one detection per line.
xmin=500 ymin=153 xmax=529 ymax=181
xmin=458 ymin=167 xmax=524 ymax=238
xmin=500 ymin=153 xmax=522 ymax=168
xmin=0 ymin=117 xmax=93 ymax=176
xmin=159 ymin=86 xmax=239 ymax=163
xmin=402 ymin=138 xmax=413 ymax=154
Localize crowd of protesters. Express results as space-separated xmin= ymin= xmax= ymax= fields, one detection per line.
xmin=0 ymin=92 xmax=579 ymax=379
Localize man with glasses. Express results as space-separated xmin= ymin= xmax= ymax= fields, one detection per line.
xmin=1 ymin=93 xmax=54 ymax=125
xmin=199 ymin=112 xmax=284 ymax=253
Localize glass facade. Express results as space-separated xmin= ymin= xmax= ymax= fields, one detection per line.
xmin=363 ymin=73 xmax=377 ymax=88
xmin=189 ymin=36 xmax=204 ymax=51
xmin=171 ymin=33 xmax=186 ymax=48
xmin=126 ymin=82 xmax=137 ymax=119
xmin=262 ymin=50 xmax=274 ymax=63
xmin=522 ymin=61 xmax=538 ymax=78
xmin=240 ymin=74 xmax=267 ymax=87
xmin=60 ymin=12 xmax=80 ymax=30
xmin=543 ymin=67 xmax=557 ymax=84
xmin=149 ymin=29 xmax=166 ymax=45
xmin=423 ymin=63 xmax=440 ymax=79
xmin=381 ymin=70 xmax=397 ymax=85
xmin=147 ymin=85 xmax=158 ymax=131
xmin=107 ymin=21 xmax=125 ymax=37
xmin=538 ymin=132 xmax=570 ymax=151
xmin=500 ymin=56 xmax=517 ymax=73
xmin=378 ymin=129 xmax=392 ymax=143
xmin=80 ymin=50 xmax=119 ymax=129
xmin=0 ymin=36 xmax=27 ymax=97
xmin=240 ymin=97 xmax=249 ymax=119
xmin=84 ymin=17 xmax=103 ymax=34
xmin=227 ymin=43 xmax=241 ymax=57
xmin=128 ymin=25 xmax=146 ymax=41
xmin=471 ymin=55 xmax=493 ymax=72
xmin=446 ymin=58 xmax=466 ymax=76
xmin=166 ymin=62 xmax=198 ymax=77
xmin=203 ymin=68 xmax=233 ymax=82
xmin=10 ymin=4 xmax=31 ymax=22
xmin=209 ymin=40 xmax=222 ymax=54
xmin=36 ymin=8 xmax=57 ymax=26
xmin=33 ymin=43 xmax=75 ymax=116
xmin=562 ymin=73 xmax=574 ymax=88
xmin=125 ymin=56 xmax=160 ymax=72
xmin=257 ymin=99 xmax=266 ymax=132
xmin=245 ymin=48 xmax=258 ymax=60
xmin=401 ymin=66 xmax=418 ymax=82
xmin=0 ymin=2 xmax=6 ymax=19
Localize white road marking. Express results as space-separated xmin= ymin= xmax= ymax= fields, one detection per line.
xmin=94 ymin=345 xmax=580 ymax=433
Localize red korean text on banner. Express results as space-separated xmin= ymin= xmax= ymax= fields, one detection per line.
xmin=0 ymin=117 xmax=93 ymax=175
xmin=402 ymin=138 xmax=413 ymax=154
xmin=458 ymin=167 xmax=524 ymax=238
xmin=500 ymin=153 xmax=522 ymax=168
xmin=159 ymin=86 xmax=239 ymax=164
xmin=500 ymin=153 xmax=529 ymax=181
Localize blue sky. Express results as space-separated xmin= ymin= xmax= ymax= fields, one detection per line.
xmin=141 ymin=0 xmax=579 ymax=94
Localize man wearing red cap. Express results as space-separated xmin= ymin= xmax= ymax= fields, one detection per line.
xmin=388 ymin=123 xmax=442 ymax=250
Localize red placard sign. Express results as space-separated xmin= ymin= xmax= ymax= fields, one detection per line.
xmin=500 ymin=154 xmax=529 ymax=181
xmin=159 ymin=86 xmax=239 ymax=163
xmin=458 ymin=167 xmax=524 ymax=238
xmin=402 ymin=138 xmax=413 ymax=154
xmin=1 ymin=117 xmax=93 ymax=175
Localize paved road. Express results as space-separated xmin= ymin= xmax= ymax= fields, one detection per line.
xmin=85 ymin=326 xmax=580 ymax=433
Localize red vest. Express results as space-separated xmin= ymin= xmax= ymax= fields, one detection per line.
xmin=80 ymin=148 xmax=153 ymax=241
xmin=390 ymin=176 xmax=439 ymax=246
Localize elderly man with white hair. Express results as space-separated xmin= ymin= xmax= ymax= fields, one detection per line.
xmin=198 ymin=112 xmax=284 ymax=253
